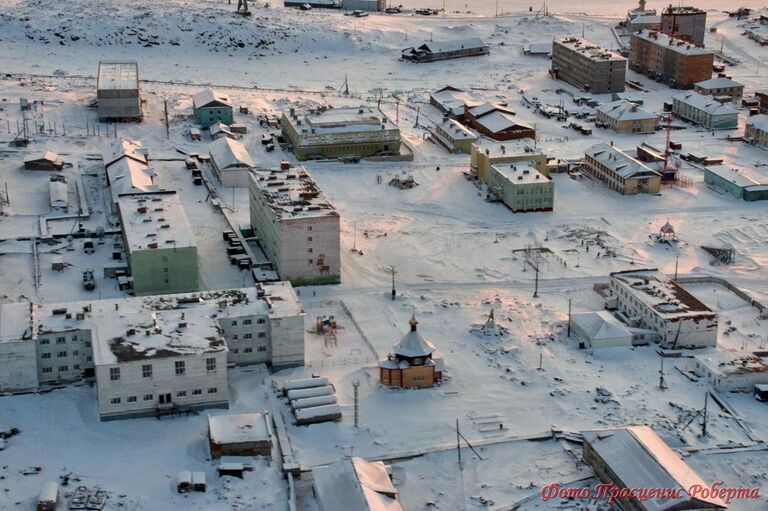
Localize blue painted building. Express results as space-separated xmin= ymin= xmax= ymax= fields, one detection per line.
xmin=193 ymin=89 xmax=234 ymax=129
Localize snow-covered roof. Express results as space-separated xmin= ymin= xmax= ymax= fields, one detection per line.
xmin=430 ymin=87 xmax=482 ymax=115
xmin=475 ymin=111 xmax=533 ymax=135
xmin=585 ymin=143 xmax=662 ymax=180
xmin=193 ymin=88 xmax=233 ymax=109
xmin=97 ymin=61 xmax=139 ymax=91
xmin=415 ymin=38 xmax=488 ymax=54
xmin=694 ymin=77 xmax=743 ymax=90
xmin=582 ymin=426 xmax=726 ymax=511
xmin=596 ymin=100 xmax=657 ymax=122
xmin=674 ymin=92 xmax=739 ymax=117
xmin=491 ymin=161 xmax=550 ymax=185
xmin=524 ymin=42 xmax=552 ymax=54
xmin=284 ymin=106 xmax=400 ymax=147
xmin=208 ymin=412 xmax=271 ymax=445
xmin=571 ymin=311 xmax=632 ymax=341
xmin=633 ymin=30 xmax=713 ymax=56
xmin=295 ymin=403 xmax=342 ymax=421
xmin=118 ymin=192 xmax=195 ymax=253
xmin=313 ymin=457 xmax=404 ymax=511
xmin=694 ymin=351 xmax=768 ymax=378
xmin=473 ymin=139 xmax=542 ymax=158
xmin=103 ymin=138 xmax=146 ymax=168
xmin=705 ymin=165 xmax=762 ymax=188
xmin=468 ymin=102 xmax=514 ymax=118
xmin=24 ymin=151 xmax=60 ymax=164
xmin=49 ymin=179 xmax=68 ymax=207
xmin=0 ymin=302 xmax=32 ymax=344
xmin=554 ymin=37 xmax=626 ymax=62
xmin=628 ymin=14 xmax=660 ymax=26
xmin=610 ymin=269 xmax=715 ymax=319
xmin=209 ymin=137 xmax=255 ymax=170
xmin=107 ymin=158 xmax=160 ymax=203
xmin=249 ymin=164 xmax=338 ymax=220
xmin=392 ymin=315 xmax=435 ymax=358
xmin=437 ymin=119 xmax=477 ymax=141
xmin=745 ymin=113 xmax=768 ymax=132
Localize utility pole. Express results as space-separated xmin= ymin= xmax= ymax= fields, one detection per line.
xmin=567 ymin=298 xmax=572 ymax=337
xmin=413 ymin=106 xmax=420 ymax=128
xmin=523 ymin=244 xmax=543 ymax=298
xmin=456 ymin=418 xmax=462 ymax=466
xmin=388 ymin=265 xmax=397 ymax=300
xmin=396 ymin=98 xmax=400 ymax=124
xmin=701 ymin=392 xmax=708 ymax=437
xmin=658 ymin=357 xmax=667 ymax=390
xmin=353 ymin=220 xmax=357 ymax=251
xmin=538 ymin=353 xmax=543 ymax=371
xmin=164 ymin=99 xmax=170 ymax=139
xmin=674 ymin=255 xmax=679 ymax=281
xmin=353 ymin=380 xmax=360 ymax=428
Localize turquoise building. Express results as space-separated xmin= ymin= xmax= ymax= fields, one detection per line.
xmin=193 ymin=89 xmax=234 ymax=129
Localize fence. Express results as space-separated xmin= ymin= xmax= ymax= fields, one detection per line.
xmin=340 ymin=299 xmax=380 ymax=359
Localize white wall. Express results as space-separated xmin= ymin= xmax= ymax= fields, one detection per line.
xmin=0 ymin=339 xmax=39 ymax=391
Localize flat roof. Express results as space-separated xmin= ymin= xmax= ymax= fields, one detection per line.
xmin=472 ymin=139 xmax=542 ymax=158
xmin=208 ymin=412 xmax=271 ymax=444
xmin=705 ymin=165 xmax=761 ymax=188
xmin=491 ymin=161 xmax=550 ymax=184
xmin=97 ymin=61 xmax=139 ymax=91
xmin=633 ymin=30 xmax=713 ymax=56
xmin=118 ymin=192 xmax=196 ymax=252
xmin=0 ymin=302 xmax=32 ymax=343
xmin=249 ymin=165 xmax=338 ymax=220
xmin=554 ymin=37 xmax=626 ymax=62
xmin=610 ymin=269 xmax=715 ymax=318
xmin=695 ymin=351 xmax=768 ymax=378
xmin=695 ymin=77 xmax=743 ymax=89
xmin=283 ymin=106 xmax=401 ymax=146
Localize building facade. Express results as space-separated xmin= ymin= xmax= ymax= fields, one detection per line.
xmin=694 ymin=77 xmax=744 ymax=102
xmin=660 ymin=5 xmax=707 ymax=47
xmin=608 ymin=269 xmax=718 ymax=349
xmin=433 ymin=119 xmax=478 ymax=154
xmin=629 ymin=30 xmax=714 ymax=89
xmin=192 ymin=89 xmax=234 ymax=129
xmin=486 ymin=161 xmax=554 ymax=212
xmin=249 ymin=164 xmax=341 ymax=286
xmin=379 ymin=315 xmax=443 ymax=388
xmin=693 ymin=351 xmax=768 ymax=392
xmin=281 ymin=106 xmax=401 ymax=161
xmin=401 ymin=38 xmax=489 ymax=63
xmin=595 ymin=100 xmax=658 ymax=134
xmin=464 ymin=102 xmax=536 ymax=141
xmin=703 ymin=165 xmax=768 ymax=202
xmin=551 ymin=38 xmax=627 ymax=94
xmin=745 ymin=114 xmax=768 ymax=148
xmin=583 ymin=143 xmax=662 ymax=195
xmin=672 ymin=92 xmax=738 ymax=130
xmin=470 ymin=140 xmax=547 ymax=183
xmin=209 ymin=137 xmax=256 ymax=188
xmin=97 ymin=61 xmax=141 ymax=122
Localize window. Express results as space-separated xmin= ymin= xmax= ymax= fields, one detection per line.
xmin=143 ymin=394 xmax=153 ymax=401
xmin=257 ymin=318 xmax=266 ymax=324
xmin=232 ymin=348 xmax=239 ymax=354
xmin=39 ymin=338 xmax=50 ymax=345
xmin=308 ymin=259 xmax=313 ymax=265
xmin=74 ymin=364 xmax=80 ymax=370
xmin=243 ymin=319 xmax=252 ymax=326
xmin=142 ymin=364 xmax=153 ymax=378
xmin=193 ymin=389 xmax=202 ymax=395
xmin=42 ymin=367 xmax=52 ymax=374
xmin=41 ymin=353 xmax=51 ymax=359
xmin=86 ymin=356 xmax=92 ymax=362
xmin=206 ymin=358 xmax=216 ymax=372
xmin=175 ymin=361 xmax=185 ymax=375
xmin=257 ymin=346 xmax=267 ymax=352
xmin=207 ymin=387 xmax=218 ymax=394
xmin=176 ymin=390 xmax=187 ymax=398
xmin=110 ymin=397 xmax=121 ymax=404
xmin=231 ymin=320 xmax=238 ymax=326
xmin=72 ymin=350 xmax=79 ymax=356
xmin=110 ymin=367 xmax=120 ymax=381
xmin=232 ymin=334 xmax=239 ymax=340
xmin=244 ymin=347 xmax=253 ymax=353
xmin=85 ymin=341 xmax=91 ymax=348
xmin=258 ymin=332 xmax=266 ymax=338
xmin=412 ymin=376 xmax=424 ymax=382
xmin=243 ymin=333 xmax=252 ymax=339
xmin=56 ymin=336 xmax=66 ymax=344
xmin=58 ymin=365 xmax=68 ymax=372
xmin=307 ymin=226 xmax=312 ymax=231
xmin=57 ymin=351 xmax=67 ymax=358
xmin=308 ymin=248 xmax=313 ymax=253
xmin=127 ymin=396 xmax=137 ymax=403
xmin=307 ymin=236 xmax=313 ymax=242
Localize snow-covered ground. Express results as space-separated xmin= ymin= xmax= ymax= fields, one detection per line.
xmin=1 ymin=0 xmax=767 ymax=510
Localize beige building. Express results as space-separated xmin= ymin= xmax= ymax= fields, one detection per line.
xmin=745 ymin=114 xmax=768 ymax=148
xmin=551 ymin=37 xmax=627 ymax=94
xmin=595 ymin=100 xmax=658 ymax=134
xmin=249 ymin=164 xmax=340 ymax=286
xmin=583 ymin=143 xmax=662 ymax=195
xmin=694 ymin=77 xmax=744 ymax=102
xmin=433 ymin=119 xmax=478 ymax=153
xmin=470 ymin=140 xmax=547 ymax=183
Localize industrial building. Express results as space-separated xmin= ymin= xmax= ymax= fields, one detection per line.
xmin=97 ymin=61 xmax=141 ymax=122
xmin=660 ymin=5 xmax=707 ymax=47
xmin=485 ymin=161 xmax=553 ymax=213
xmin=341 ymin=0 xmax=384 ymax=11
xmin=551 ymin=38 xmax=627 ymax=94
xmin=209 ymin=137 xmax=256 ymax=188
xmin=692 ymin=351 xmax=768 ymax=392
xmin=694 ymin=77 xmax=744 ymax=102
xmin=470 ymin=139 xmax=547 ymax=183
xmin=117 ymin=192 xmax=199 ymax=296
xmin=429 ymin=85 xmax=482 ymax=120
xmin=464 ymin=102 xmax=536 ymax=141
xmin=432 ymin=118 xmax=478 ymax=154
xmin=607 ymin=269 xmax=718 ymax=349
xmin=744 ymin=114 xmax=768 ymax=148
xmin=401 ymin=38 xmax=489 ymax=63
xmin=249 ymin=163 xmax=340 ymax=285
xmin=281 ymin=106 xmax=401 ymax=161
xmin=192 ymin=89 xmax=234 ymax=128
xmin=703 ymin=165 xmax=768 ymax=202
xmin=313 ymin=457 xmax=405 ymax=511
xmin=583 ymin=143 xmax=662 ymax=195
xmin=672 ymin=92 xmax=739 ymax=130
xmin=629 ymin=30 xmax=714 ymax=89
xmin=595 ymin=100 xmax=658 ymax=134
xmin=379 ymin=315 xmax=443 ymax=388
xmin=0 ymin=286 xmax=306 ymax=415
xmin=582 ymin=426 xmax=727 ymax=511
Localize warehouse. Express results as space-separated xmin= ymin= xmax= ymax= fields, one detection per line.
xmin=401 ymin=38 xmax=489 ymax=63
xmin=703 ymin=165 xmax=768 ymax=202
xmin=313 ymin=457 xmax=404 ymax=511
xmin=97 ymin=61 xmax=141 ymax=122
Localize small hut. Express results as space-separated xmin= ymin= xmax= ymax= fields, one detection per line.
xmin=659 ymin=220 xmax=677 ymax=241
xmin=379 ymin=314 xmax=443 ymax=388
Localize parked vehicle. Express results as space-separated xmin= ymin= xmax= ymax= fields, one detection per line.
xmin=82 ymin=270 xmax=96 ymax=291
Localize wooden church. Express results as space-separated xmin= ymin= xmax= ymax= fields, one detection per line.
xmin=379 ymin=314 xmax=443 ymax=388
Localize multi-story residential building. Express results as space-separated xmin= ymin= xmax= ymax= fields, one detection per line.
xmin=660 ymin=5 xmax=707 ymax=47
xmin=470 ymin=140 xmax=547 ymax=183
xmin=485 ymin=161 xmax=554 ymax=213
xmin=692 ymin=351 xmax=768 ymax=393
xmin=672 ymin=92 xmax=739 ymax=130
xmin=756 ymin=90 xmax=768 ymax=114
xmin=281 ymin=106 xmax=401 ymax=161
xmin=97 ymin=61 xmax=141 ymax=122
xmin=433 ymin=119 xmax=478 ymax=154
xmin=117 ymin=192 xmax=199 ymax=296
xmin=629 ymin=30 xmax=714 ymax=89
xmin=693 ymin=77 xmax=744 ymax=102
xmin=745 ymin=113 xmax=768 ymax=148
xmin=0 ymin=286 xmax=306 ymax=417
xmin=607 ymin=269 xmax=718 ymax=349
xmin=551 ymin=37 xmax=627 ymax=94
xmin=583 ymin=143 xmax=662 ymax=195
xmin=192 ymin=88 xmax=234 ymax=128
xmin=595 ymin=100 xmax=658 ymax=134
xmin=249 ymin=163 xmax=340 ymax=286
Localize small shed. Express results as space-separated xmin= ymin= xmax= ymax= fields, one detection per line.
xmin=192 ymin=471 xmax=207 ymax=492
xmin=49 ymin=179 xmax=68 ymax=210
xmin=283 ymin=376 xmax=331 ymax=395
xmin=189 ymin=128 xmax=202 ymax=141
xmin=208 ymin=412 xmax=272 ymax=459
xmin=24 ymin=151 xmax=63 ymax=171
xmin=286 ymin=385 xmax=334 ymax=401
xmin=570 ymin=311 xmax=633 ymax=349
xmin=295 ymin=403 xmax=342 ymax=425
xmin=290 ymin=395 xmax=337 ymax=411
xmin=177 ymin=471 xmax=192 ymax=493
xmin=37 ymin=482 xmax=58 ymax=511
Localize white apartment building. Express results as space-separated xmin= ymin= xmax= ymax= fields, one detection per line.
xmin=249 ymin=163 xmax=341 ymax=286
xmin=608 ymin=269 xmax=718 ymax=349
xmin=692 ymin=351 xmax=768 ymax=392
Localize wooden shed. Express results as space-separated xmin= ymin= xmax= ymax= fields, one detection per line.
xmin=208 ymin=412 xmax=272 ymax=459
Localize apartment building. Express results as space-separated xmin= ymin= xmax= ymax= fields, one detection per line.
xmin=660 ymin=5 xmax=707 ymax=47
xmin=551 ymin=37 xmax=627 ymax=94
xmin=672 ymin=92 xmax=739 ymax=130
xmin=629 ymin=30 xmax=714 ymax=89
xmin=583 ymin=143 xmax=662 ymax=195
xmin=595 ymin=100 xmax=658 ymax=134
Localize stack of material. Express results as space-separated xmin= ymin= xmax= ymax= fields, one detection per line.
xmin=283 ymin=377 xmax=341 ymax=425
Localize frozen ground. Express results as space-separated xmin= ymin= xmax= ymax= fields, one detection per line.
xmin=1 ymin=0 xmax=767 ymax=509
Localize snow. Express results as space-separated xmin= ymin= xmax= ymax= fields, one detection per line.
xmin=118 ymin=193 xmax=196 ymax=251
xmin=250 ymin=166 xmax=338 ymax=219
xmin=633 ymin=29 xmax=712 ymax=56
xmin=207 ymin=412 xmax=271 ymax=444
xmin=312 ymin=457 xmax=403 ymax=511
xmin=596 ymin=99 xmax=657 ymax=121
xmin=208 ymin=137 xmax=255 ymax=170
xmin=674 ymin=92 xmax=739 ymax=116
xmin=389 ymin=316 xmax=436 ymax=358
xmin=192 ymin=89 xmax=233 ymax=109
xmin=695 ymin=77 xmax=744 ymax=90
xmin=96 ymin=61 xmax=138 ymax=91
xmin=585 ymin=143 xmax=661 ymax=179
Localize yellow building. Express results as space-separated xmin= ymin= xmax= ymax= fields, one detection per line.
xmin=596 ymin=100 xmax=658 ymax=134
xmin=470 ymin=140 xmax=548 ymax=183
xmin=583 ymin=143 xmax=662 ymax=195
xmin=379 ymin=315 xmax=443 ymax=389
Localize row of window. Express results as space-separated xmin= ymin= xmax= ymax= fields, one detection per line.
xmin=109 ymin=358 xmax=217 ymax=381
xmin=230 ymin=346 xmax=267 ymax=355
xmin=41 ymin=365 xmax=80 ymax=374
xmin=230 ymin=332 xmax=266 ymax=341
xmin=108 ymin=387 xmax=219 ymax=405
xmin=39 ymin=336 xmax=90 ymax=346
xmin=229 ymin=318 xmax=265 ymax=327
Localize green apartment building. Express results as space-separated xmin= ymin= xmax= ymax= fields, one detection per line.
xmin=117 ymin=192 xmax=199 ymax=295
xmin=192 ymin=89 xmax=234 ymax=129
xmin=486 ymin=161 xmax=554 ymax=212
